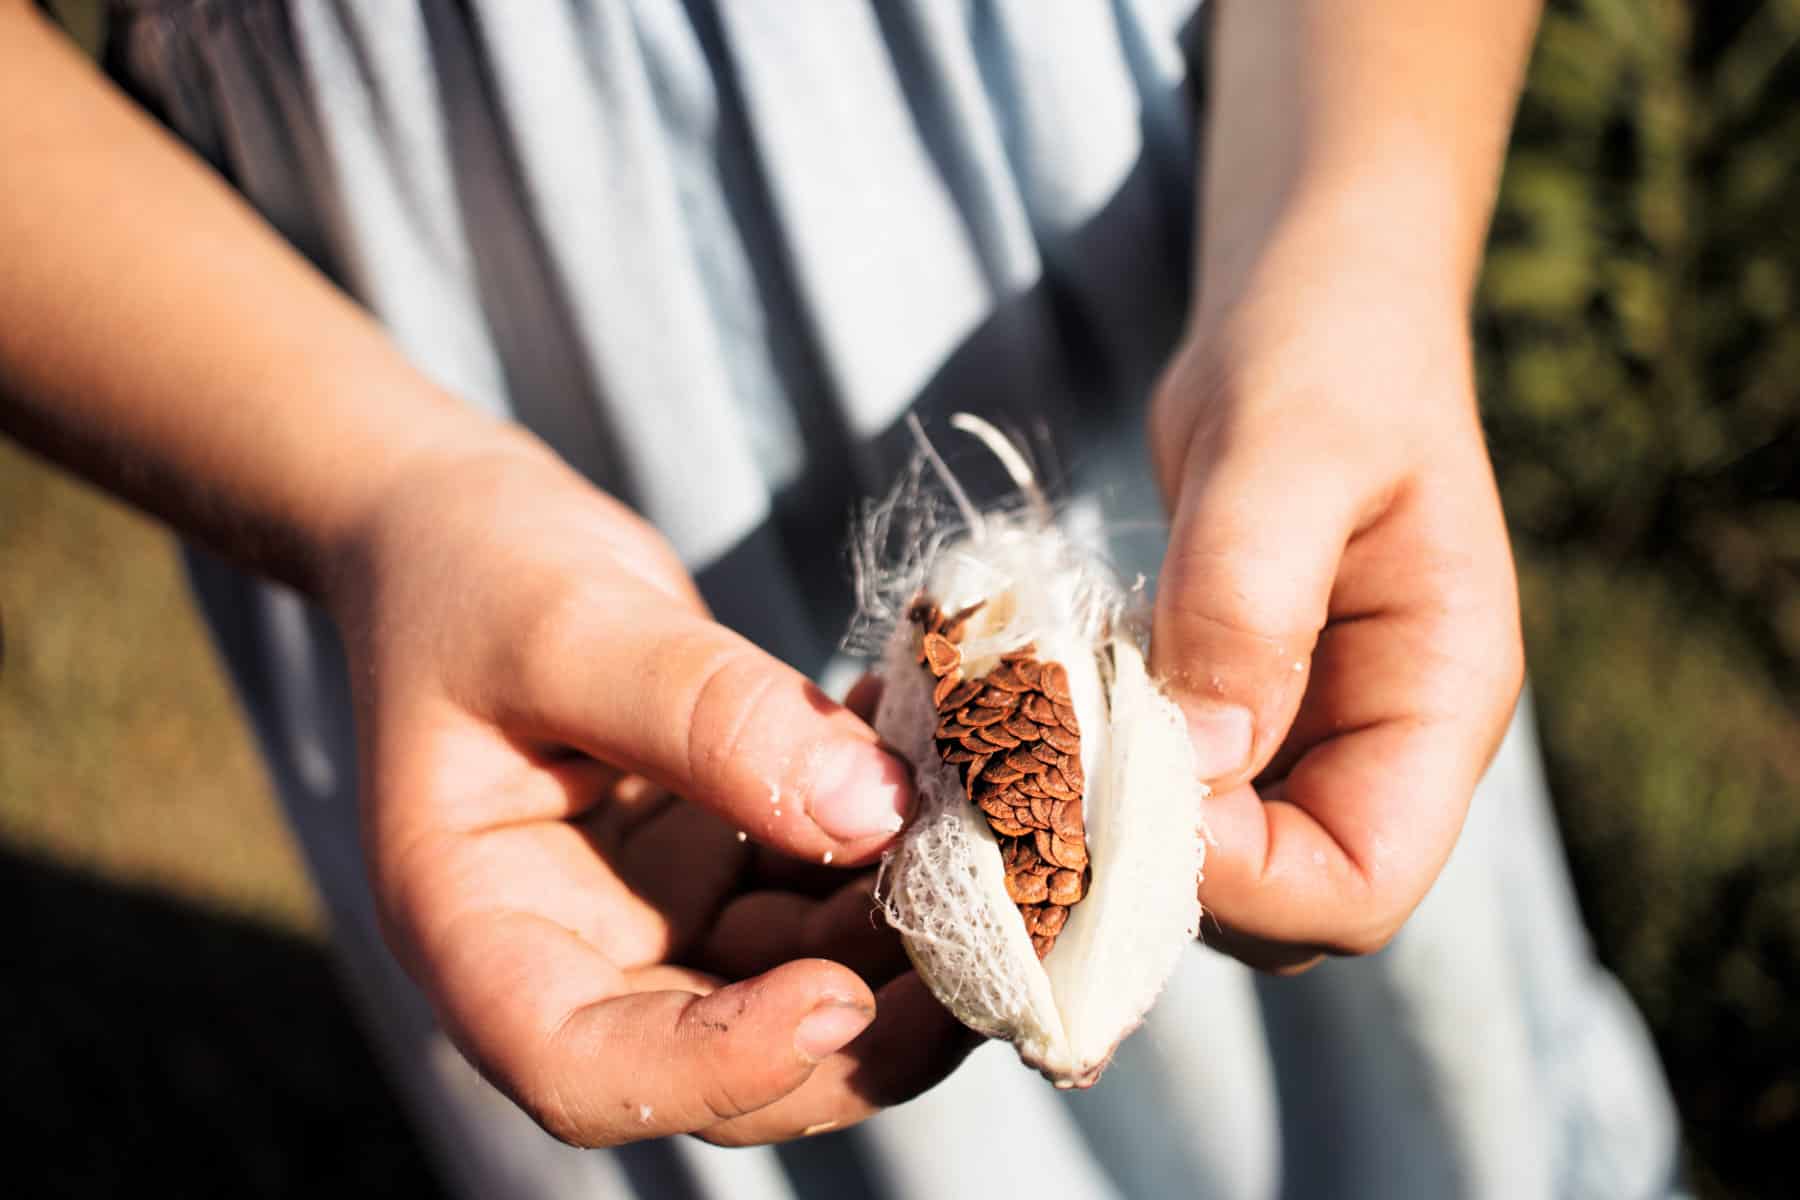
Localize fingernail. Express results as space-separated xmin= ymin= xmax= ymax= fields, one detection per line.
xmin=794 ymin=1001 xmax=875 ymax=1062
xmin=1183 ymin=702 xmax=1253 ymax=781
xmin=805 ymin=743 xmax=912 ymax=841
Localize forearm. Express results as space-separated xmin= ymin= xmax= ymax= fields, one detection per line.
xmin=1194 ymin=0 xmax=1541 ymax=325
xmin=0 ymin=2 xmax=511 ymax=599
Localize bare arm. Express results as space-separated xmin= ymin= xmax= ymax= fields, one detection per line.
xmin=1196 ymin=0 xmax=1541 ymax=319
xmin=1153 ymin=0 xmax=1541 ymax=970
xmin=0 ymin=0 xmax=499 ymax=598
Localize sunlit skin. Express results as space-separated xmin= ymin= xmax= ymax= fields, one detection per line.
xmin=0 ymin=0 xmax=1538 ymax=1146
xmin=1150 ymin=0 xmax=1537 ymax=972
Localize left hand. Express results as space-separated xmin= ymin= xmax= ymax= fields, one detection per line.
xmin=1148 ymin=267 xmax=1525 ymax=973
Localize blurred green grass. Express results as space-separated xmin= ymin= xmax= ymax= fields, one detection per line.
xmin=3 ymin=0 xmax=1798 ymax=1197
xmin=0 ymin=439 xmax=444 ymax=1195
xmin=1475 ymin=2 xmax=1800 ymax=1194
xmin=0 ymin=440 xmax=314 ymax=931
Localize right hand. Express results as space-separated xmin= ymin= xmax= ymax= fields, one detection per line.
xmin=324 ymin=427 xmax=973 ymax=1146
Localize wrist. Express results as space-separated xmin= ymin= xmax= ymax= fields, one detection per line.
xmin=1153 ymin=261 xmax=1477 ymax=501
xmin=1196 ymin=197 xmax=1474 ymax=340
xmin=303 ymin=383 xmax=556 ymax=618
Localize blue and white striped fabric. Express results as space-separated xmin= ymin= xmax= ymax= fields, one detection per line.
xmin=102 ymin=3 xmax=1681 ymax=1196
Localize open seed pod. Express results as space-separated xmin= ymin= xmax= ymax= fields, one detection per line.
xmin=866 ymin=417 xmax=1207 ymax=1088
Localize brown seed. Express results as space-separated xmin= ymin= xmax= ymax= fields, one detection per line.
xmin=1022 ymin=694 xmax=1059 ymax=725
xmin=1040 ymin=662 xmax=1072 ymax=701
xmin=923 ymin=633 xmax=960 ymax=675
xmin=1053 ymin=701 xmax=1081 ymax=733
xmin=1010 ymin=658 xmax=1043 ymax=689
xmin=976 ymin=790 xmax=1015 ymax=821
xmin=979 ymin=786 xmax=1016 ymax=809
xmin=1052 ymin=832 xmax=1088 ymax=871
xmin=976 ymin=725 xmax=1022 ymax=750
xmin=1031 ymin=934 xmax=1054 ymax=959
xmin=958 ymin=733 xmax=993 ymax=755
xmin=1042 ymin=725 xmax=1080 ymax=754
xmin=1002 ymin=713 xmax=1042 ymax=742
xmin=982 ymin=760 xmax=1025 ymax=786
xmin=1030 ymin=741 xmax=1063 ymax=768
xmin=973 ymin=687 xmax=1016 ymax=709
xmin=983 ymin=664 xmax=1029 ymax=693
xmin=1001 ymin=643 xmax=1037 ymax=662
xmin=1057 ymin=756 xmax=1085 ymax=793
xmin=1009 ymin=802 xmax=1041 ymax=832
xmin=1005 ymin=748 xmax=1042 ymax=775
xmin=1035 ymin=903 xmax=1070 ymax=935
xmin=1028 ymin=793 xmax=1054 ymax=829
xmin=940 ymin=680 xmax=982 ymax=711
xmin=1039 ymin=767 xmax=1075 ymax=801
xmin=961 ymin=704 xmax=1010 ymax=729
xmin=936 ymin=714 xmax=971 ymax=740
xmin=1005 ymin=870 xmax=1049 ymax=905
xmin=941 ymin=745 xmax=976 ymax=764
xmin=1048 ymin=869 xmax=1085 ymax=905
xmin=990 ymin=814 xmax=1033 ymax=838
xmin=932 ymin=671 xmax=964 ymax=708
xmin=1049 ymin=798 xmax=1083 ymax=839
xmin=964 ymin=754 xmax=990 ymax=796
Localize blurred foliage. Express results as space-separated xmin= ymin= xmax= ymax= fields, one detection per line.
xmin=1476 ymin=1 xmax=1800 ymax=1195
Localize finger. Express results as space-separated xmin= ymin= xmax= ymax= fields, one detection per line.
xmin=415 ymin=901 xmax=877 ymax=1146
xmin=1198 ymin=904 xmax=1326 ymax=974
xmin=842 ymin=672 xmax=883 ymax=723
xmin=1150 ymin=416 xmax=1373 ymax=790
xmin=693 ymin=874 xmax=911 ymax=986
xmin=1260 ymin=473 xmax=1519 ymax=785
xmin=584 ymin=789 xmax=753 ymax=961
xmin=1197 ymin=468 xmax=1523 ymax=958
xmin=506 ymin=599 xmax=913 ymax=865
xmin=1196 ymin=718 xmax=1480 ymax=956
xmin=744 ymin=843 xmax=862 ymax=896
xmin=698 ymin=971 xmax=982 ymax=1146
xmin=1258 ymin=606 xmax=1477 ymax=786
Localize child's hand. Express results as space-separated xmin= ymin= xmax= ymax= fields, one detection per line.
xmin=324 ymin=432 xmax=971 ymax=1145
xmin=1149 ymin=272 xmax=1525 ymax=973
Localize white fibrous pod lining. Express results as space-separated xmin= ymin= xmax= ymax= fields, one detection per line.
xmin=874 ymin=623 xmax=1065 ymax=1061
xmin=1048 ymin=638 xmax=1208 ymax=1074
xmin=865 ymin=415 xmax=1207 ymax=1085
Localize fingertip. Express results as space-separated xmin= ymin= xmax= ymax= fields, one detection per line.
xmin=802 ymin=740 xmax=914 ymax=846
xmin=841 ymin=673 xmax=884 ymax=722
xmin=795 ymin=1001 xmax=877 ymax=1062
xmin=1178 ymin=699 xmax=1255 ymax=784
xmin=695 ymin=970 xmax=979 ymax=1146
xmin=746 ymin=956 xmax=878 ymax=1022
xmin=742 ymin=957 xmax=877 ymax=1066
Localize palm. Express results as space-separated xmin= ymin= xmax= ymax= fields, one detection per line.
xmin=336 ymin=442 xmax=971 ymax=1145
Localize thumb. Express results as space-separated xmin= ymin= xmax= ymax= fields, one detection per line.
xmin=424 ymin=905 xmax=876 ymax=1144
xmin=512 ymin=596 xmax=914 ymax=865
xmin=1150 ymin=427 xmax=1361 ymax=790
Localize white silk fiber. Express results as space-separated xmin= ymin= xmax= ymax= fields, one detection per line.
xmin=861 ymin=417 xmax=1207 ymax=1086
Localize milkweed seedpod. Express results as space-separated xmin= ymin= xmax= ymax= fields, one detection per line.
xmin=861 ymin=415 xmax=1208 ymax=1089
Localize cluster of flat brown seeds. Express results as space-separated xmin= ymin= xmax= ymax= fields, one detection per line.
xmin=910 ymin=597 xmax=1092 ymax=958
